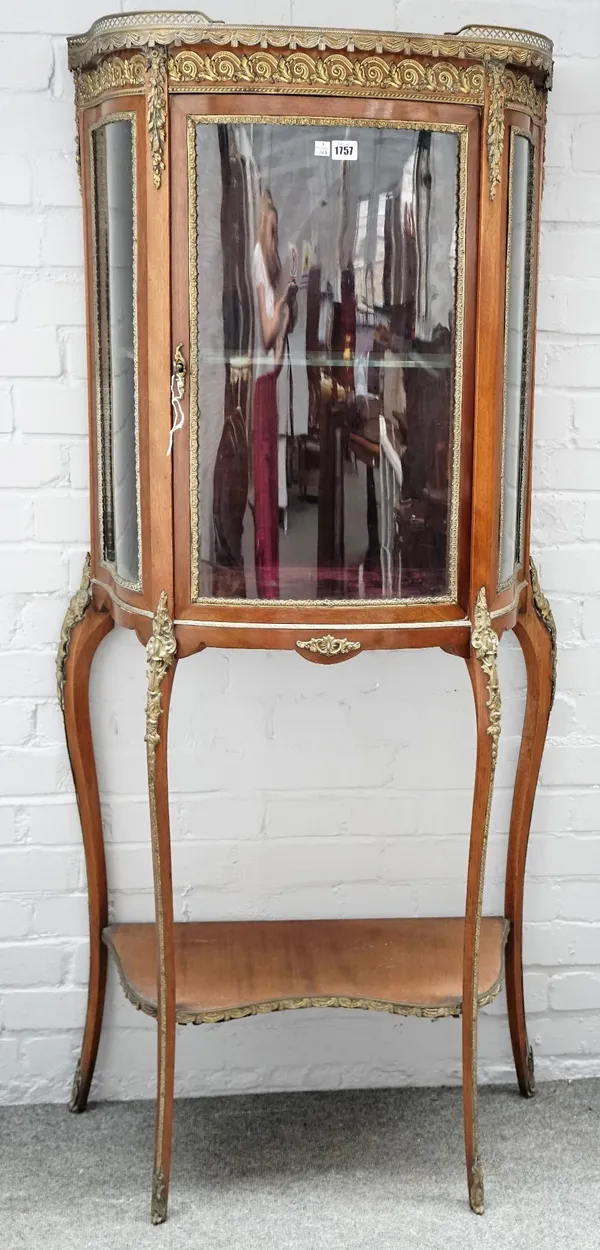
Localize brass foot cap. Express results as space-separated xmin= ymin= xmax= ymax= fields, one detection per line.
xmin=151 ymin=1169 xmax=168 ymax=1224
xmin=469 ymin=1162 xmax=485 ymax=1215
xmin=68 ymin=1061 xmax=87 ymax=1113
xmin=524 ymin=1045 xmax=536 ymax=1098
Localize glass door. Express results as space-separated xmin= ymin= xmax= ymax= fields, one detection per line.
xmin=170 ymin=97 xmax=478 ymax=617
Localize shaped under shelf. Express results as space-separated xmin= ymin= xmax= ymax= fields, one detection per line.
xmin=104 ymin=917 xmax=510 ymax=1025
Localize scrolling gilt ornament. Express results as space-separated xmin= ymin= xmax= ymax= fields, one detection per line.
xmin=529 ymin=557 xmax=557 ymax=708
xmin=107 ymin=981 xmax=507 ymax=1025
xmin=145 ymin=591 xmax=177 ymax=751
xmin=483 ymin=62 xmax=545 ymax=199
xmin=169 ymin=50 xmax=485 ymax=100
xmin=76 ymin=52 xmax=146 ymax=104
xmin=144 ymin=591 xmax=176 ymax=1226
xmin=486 ymin=61 xmax=506 ymax=200
xmin=147 ymin=48 xmax=168 ymax=189
xmin=56 ymin=553 xmax=92 ymax=710
xmin=471 ymin=587 xmax=502 ymax=764
xmin=296 ymin=635 xmax=361 ymax=658
xmin=467 ymin=586 xmax=502 ymax=1217
xmin=504 ymin=67 xmax=545 ymax=121
xmin=75 ymin=130 xmax=81 ymax=194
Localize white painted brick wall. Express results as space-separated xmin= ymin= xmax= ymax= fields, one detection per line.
xmin=1 ymin=0 xmax=599 ymax=1105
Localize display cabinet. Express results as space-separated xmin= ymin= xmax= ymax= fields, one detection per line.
xmin=61 ymin=13 xmax=556 ymax=1223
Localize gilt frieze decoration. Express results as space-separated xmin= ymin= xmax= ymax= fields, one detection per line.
xmin=168 ymin=51 xmax=486 ymax=101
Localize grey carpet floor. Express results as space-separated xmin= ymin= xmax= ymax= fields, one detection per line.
xmin=1 ymin=1081 xmax=599 ymax=1250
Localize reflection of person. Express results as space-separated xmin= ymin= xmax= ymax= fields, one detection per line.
xmin=251 ymin=189 xmax=296 ymax=598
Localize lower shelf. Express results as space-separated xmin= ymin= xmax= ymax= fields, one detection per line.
xmin=104 ymin=917 xmax=510 ymax=1025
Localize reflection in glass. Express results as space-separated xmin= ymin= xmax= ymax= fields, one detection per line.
xmin=192 ymin=122 xmax=462 ymax=601
xmin=92 ymin=118 xmax=140 ymax=586
xmin=499 ymin=133 xmax=533 ymax=586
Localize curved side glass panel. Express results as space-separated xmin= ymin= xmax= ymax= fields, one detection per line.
xmin=91 ymin=115 xmax=141 ymax=589
xmin=189 ymin=118 xmax=466 ymax=603
xmin=499 ymin=131 xmax=535 ymax=588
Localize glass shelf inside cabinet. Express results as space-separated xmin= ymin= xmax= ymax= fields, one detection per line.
xmin=189 ymin=120 xmax=465 ymax=605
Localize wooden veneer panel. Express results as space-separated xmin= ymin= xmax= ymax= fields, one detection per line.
xmin=104 ymin=917 xmax=510 ymax=1023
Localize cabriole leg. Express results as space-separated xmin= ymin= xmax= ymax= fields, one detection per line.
xmin=145 ymin=592 xmax=178 ymax=1225
xmin=57 ymin=554 xmax=114 ymax=1112
xmin=505 ymin=560 xmax=556 ymax=1096
xmin=463 ymin=588 xmax=502 ymax=1215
